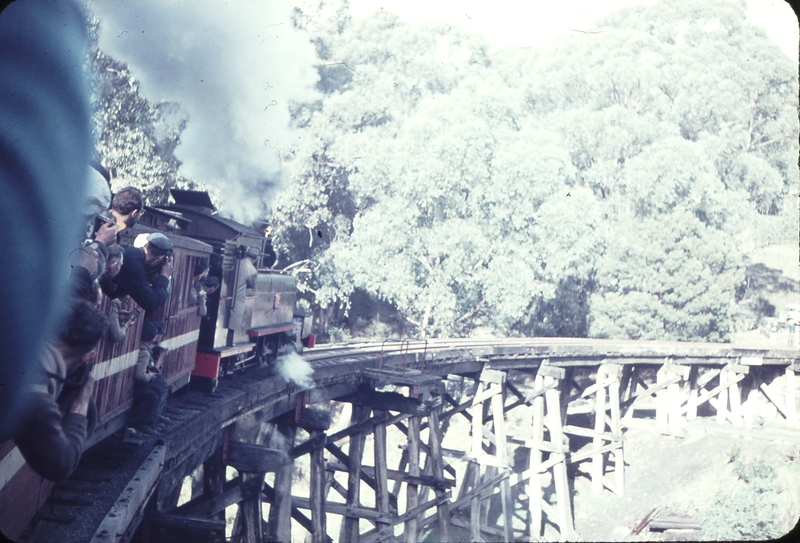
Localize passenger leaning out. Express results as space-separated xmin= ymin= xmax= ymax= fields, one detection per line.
xmin=188 ymin=259 xmax=218 ymax=317
xmin=106 ymin=232 xmax=173 ymax=316
xmin=100 ymin=244 xmax=138 ymax=343
xmin=13 ymin=301 xmax=108 ymax=482
xmin=126 ymin=321 xmax=169 ymax=440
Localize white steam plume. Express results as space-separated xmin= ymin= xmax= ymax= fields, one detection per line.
xmin=88 ymin=0 xmax=320 ymax=223
xmin=276 ymin=351 xmax=315 ymax=389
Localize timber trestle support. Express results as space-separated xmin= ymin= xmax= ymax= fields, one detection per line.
xmin=88 ymin=341 xmax=799 ymax=543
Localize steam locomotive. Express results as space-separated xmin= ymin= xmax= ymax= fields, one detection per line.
xmin=0 ymin=189 xmax=313 ymax=540
xmin=152 ymin=189 xmax=314 ymax=393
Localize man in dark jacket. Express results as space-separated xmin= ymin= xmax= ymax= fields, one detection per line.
xmin=107 ymin=233 xmax=174 ymax=314
xmin=13 ymin=301 xmax=108 ymax=482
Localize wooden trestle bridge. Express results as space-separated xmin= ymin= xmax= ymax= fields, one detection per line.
xmin=83 ymin=338 xmax=799 ymax=543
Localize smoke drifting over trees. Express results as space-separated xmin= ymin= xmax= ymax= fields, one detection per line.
xmin=89 ymin=0 xmax=319 ymax=221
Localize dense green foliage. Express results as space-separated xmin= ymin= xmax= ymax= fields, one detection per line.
xmin=86 ymin=18 xmax=198 ymax=205
xmin=273 ymin=0 xmax=797 ymax=341
xmin=702 ymin=451 xmax=790 ymax=540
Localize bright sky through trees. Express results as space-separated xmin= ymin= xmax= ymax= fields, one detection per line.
xmin=350 ymin=0 xmax=798 ymax=59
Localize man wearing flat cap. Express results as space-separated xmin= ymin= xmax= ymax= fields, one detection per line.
xmin=105 ymin=232 xmax=174 ymax=316
xmin=226 ymin=246 xmax=259 ymax=346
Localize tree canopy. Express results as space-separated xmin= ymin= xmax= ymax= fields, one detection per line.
xmin=274 ymin=0 xmax=798 ymax=342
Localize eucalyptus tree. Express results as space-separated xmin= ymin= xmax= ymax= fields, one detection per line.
xmin=276 ymin=0 xmax=797 ymax=341
xmin=86 ymin=18 xmax=195 ymax=205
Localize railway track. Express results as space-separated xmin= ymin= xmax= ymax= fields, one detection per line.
xmin=15 ymin=337 xmax=800 ymax=543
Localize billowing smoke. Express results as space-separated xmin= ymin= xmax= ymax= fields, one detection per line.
xmin=88 ymin=0 xmax=319 ymax=222
xmin=276 ymin=351 xmax=314 ymax=389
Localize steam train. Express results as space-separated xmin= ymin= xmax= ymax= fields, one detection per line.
xmin=0 ymin=189 xmax=313 ymax=540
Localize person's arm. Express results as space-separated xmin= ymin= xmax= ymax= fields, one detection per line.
xmin=13 ymin=393 xmax=87 ymax=482
xmin=197 ymin=289 xmax=208 ymax=317
xmin=188 ymin=282 xmax=199 ymax=307
xmin=107 ymin=299 xmax=126 ymax=342
xmin=135 ymin=348 xmax=152 ymax=382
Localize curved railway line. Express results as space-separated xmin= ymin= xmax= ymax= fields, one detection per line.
xmin=14 ymin=337 xmax=800 ymax=543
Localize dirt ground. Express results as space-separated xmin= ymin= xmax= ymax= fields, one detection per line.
xmin=570 ymin=421 xmax=800 ymax=542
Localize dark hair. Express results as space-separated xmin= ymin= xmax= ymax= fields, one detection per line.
xmin=57 ymin=301 xmax=109 ymax=358
xmin=106 ymin=243 xmax=123 ymax=265
xmin=142 ymin=320 xmax=165 ymax=342
xmin=111 ymin=186 xmax=144 ymax=215
xmin=204 ymin=276 xmax=220 ymax=289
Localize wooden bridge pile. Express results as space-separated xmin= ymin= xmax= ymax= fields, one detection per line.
xmin=74 ymin=339 xmax=800 ymax=543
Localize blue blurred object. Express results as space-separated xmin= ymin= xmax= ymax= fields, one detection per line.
xmin=0 ymin=0 xmax=91 ymax=442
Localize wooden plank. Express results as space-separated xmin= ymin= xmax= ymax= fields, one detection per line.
xmin=404 ymin=412 xmax=421 ymax=543
xmin=290 ymin=432 xmax=327 ymax=459
xmin=325 ymin=462 xmax=455 ymax=489
xmin=492 ymin=392 xmax=513 ymax=543
xmin=680 ymin=373 xmax=746 ymax=415
xmin=327 ymin=412 xmax=410 ymax=444
xmin=240 ymin=489 xmax=264 ymax=543
xmin=471 ymin=385 xmax=501 ymax=407
xmin=545 ymin=381 xmax=574 ymax=540
xmin=479 ymin=368 xmax=506 ymax=384
xmin=309 ymin=430 xmax=328 ymax=543
xmin=655 ymin=366 xmax=669 ymax=432
xmin=226 ymin=441 xmax=288 ymax=473
xmin=648 ymin=517 xmax=701 ymax=531
xmin=562 ymin=425 xmax=616 ymax=441
xmin=697 ymin=368 xmax=720 ymax=389
xmin=729 ymin=369 xmax=743 ymax=427
xmin=469 ymin=380 xmax=483 ymax=543
xmin=668 ymin=378 xmax=683 ymax=435
xmin=569 ymin=442 xmax=621 ymax=465
xmin=538 ymin=365 xmax=566 ymax=380
xmin=262 ymin=483 xmax=333 ymax=543
xmin=174 ymin=476 xmax=263 ymax=518
xmin=740 ymin=356 xmax=764 ymax=366
xmin=373 ymin=412 xmax=391 ymax=533
xmin=686 ymin=366 xmax=699 ymax=421
xmin=592 ymin=369 xmax=607 ymax=493
xmin=632 ymin=506 xmax=660 ymax=535
xmin=90 ymin=446 xmax=165 ymax=543
xmin=725 ymin=362 xmax=751 ymax=374
xmin=338 ymin=388 xmax=427 ymax=415
xmin=340 ymin=405 xmax=368 ymax=543
xmin=524 ymin=380 xmax=560 ymax=403
xmin=717 ymin=368 xmax=729 ymax=425
xmin=428 ymin=402 xmax=450 ymax=543
xmin=608 ymin=374 xmax=624 ymax=496
xmin=292 ymin=497 xmax=394 ymax=523
xmin=528 ymin=372 xmax=545 ymax=540
xmin=267 ymin=425 xmax=295 ymax=543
